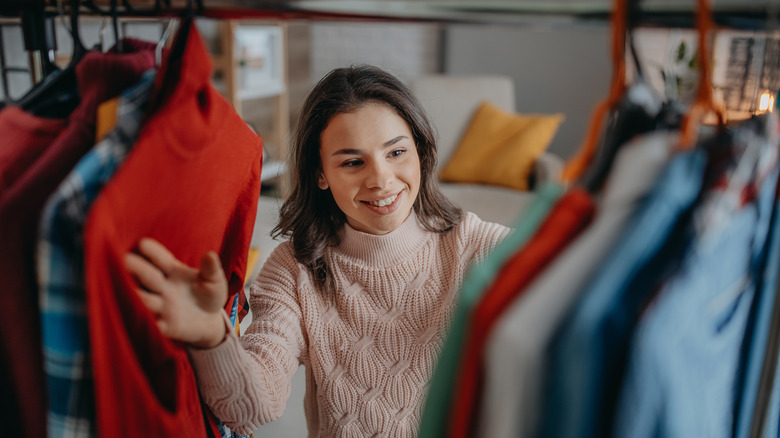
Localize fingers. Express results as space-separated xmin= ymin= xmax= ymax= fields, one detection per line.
xmin=198 ymin=251 xmax=225 ymax=284
xmin=125 ymin=252 xmax=168 ymax=293
xmin=135 ymin=287 xmax=165 ymax=314
xmin=137 ymin=238 xmax=184 ymax=278
xmin=155 ymin=319 xmax=170 ymax=338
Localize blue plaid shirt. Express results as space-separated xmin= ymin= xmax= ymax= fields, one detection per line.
xmin=37 ymin=70 xmax=155 ymax=438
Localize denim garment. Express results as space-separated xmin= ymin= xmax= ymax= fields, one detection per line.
xmin=613 ymin=151 xmax=778 ymax=438
xmin=731 ymin=122 xmax=780 ymax=438
xmin=541 ymin=150 xmax=708 ymax=438
xmin=735 ymin=182 xmax=780 ymax=438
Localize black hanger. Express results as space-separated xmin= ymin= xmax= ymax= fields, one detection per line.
xmin=16 ymin=0 xmax=88 ymax=118
xmin=578 ymin=0 xmax=668 ymax=192
xmin=146 ymin=0 xmax=200 ymax=114
xmin=18 ymin=3 xmax=59 ymax=79
xmin=110 ymin=0 xmax=123 ymax=54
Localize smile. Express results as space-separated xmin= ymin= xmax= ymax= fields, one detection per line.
xmin=368 ymin=193 xmax=398 ymax=207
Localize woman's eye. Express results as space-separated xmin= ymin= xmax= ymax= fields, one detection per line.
xmin=390 ymin=149 xmax=406 ymax=158
xmin=341 ymin=159 xmax=363 ymax=168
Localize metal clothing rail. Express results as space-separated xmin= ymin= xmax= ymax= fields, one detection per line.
xmin=2 ymin=0 xmax=780 ymax=25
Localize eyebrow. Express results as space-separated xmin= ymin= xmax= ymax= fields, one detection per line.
xmin=330 ymin=136 xmax=409 ymax=156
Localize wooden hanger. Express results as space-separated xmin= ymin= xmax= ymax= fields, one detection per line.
xmin=560 ymin=0 xmax=628 ymax=184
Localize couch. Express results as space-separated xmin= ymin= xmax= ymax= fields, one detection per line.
xmin=410 ymin=74 xmax=564 ymax=227
xmin=250 ymin=74 xmax=565 ymax=270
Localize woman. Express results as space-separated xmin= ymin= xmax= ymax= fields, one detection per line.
xmin=125 ymin=64 xmax=509 ymax=436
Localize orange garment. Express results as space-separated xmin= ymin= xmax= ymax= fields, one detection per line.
xmin=448 ymin=189 xmax=596 ymax=437
xmin=95 ymin=97 xmax=119 ymax=141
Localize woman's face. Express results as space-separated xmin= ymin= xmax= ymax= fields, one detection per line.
xmin=318 ymin=102 xmax=421 ymax=235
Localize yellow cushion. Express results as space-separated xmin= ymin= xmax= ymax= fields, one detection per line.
xmin=439 ymin=101 xmax=564 ymax=191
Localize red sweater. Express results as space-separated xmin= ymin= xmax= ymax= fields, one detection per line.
xmin=83 ymin=22 xmax=262 ymax=437
xmin=0 ymin=43 xmax=155 ymax=437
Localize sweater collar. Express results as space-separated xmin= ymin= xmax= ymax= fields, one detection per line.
xmin=335 ymin=212 xmax=432 ymax=266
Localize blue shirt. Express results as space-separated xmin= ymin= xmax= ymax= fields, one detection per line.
xmin=541 ymin=150 xmax=708 ymax=438
xmin=613 ymin=148 xmax=778 ymax=438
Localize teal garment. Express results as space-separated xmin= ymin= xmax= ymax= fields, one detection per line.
xmin=418 ymin=182 xmax=565 ymax=437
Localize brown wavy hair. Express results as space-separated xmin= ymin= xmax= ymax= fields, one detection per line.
xmin=273 ymin=64 xmax=462 ymax=289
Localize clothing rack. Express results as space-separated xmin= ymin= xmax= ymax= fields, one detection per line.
xmin=3 ymin=0 xmax=780 ymax=27
xmin=2 ymin=0 xmax=777 ymax=90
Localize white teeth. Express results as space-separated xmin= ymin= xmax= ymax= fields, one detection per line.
xmin=369 ymin=194 xmax=397 ymax=207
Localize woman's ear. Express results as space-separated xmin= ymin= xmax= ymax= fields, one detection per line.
xmin=318 ymin=175 xmax=329 ymax=190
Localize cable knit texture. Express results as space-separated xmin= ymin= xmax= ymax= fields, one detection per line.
xmin=190 ymin=212 xmax=508 ymax=436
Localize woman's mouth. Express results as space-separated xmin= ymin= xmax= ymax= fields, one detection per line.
xmin=368 ymin=193 xmax=398 ymax=207
xmin=362 ymin=191 xmax=402 ymax=214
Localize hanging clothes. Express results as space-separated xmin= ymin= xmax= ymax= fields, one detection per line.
xmin=733 ymin=117 xmax=780 ymax=438
xmin=747 ymin=183 xmax=780 ymax=438
xmin=418 ymin=182 xmax=565 ymax=438
xmin=37 ymin=68 xmax=156 ymax=438
xmin=81 ymin=21 xmax=262 ymax=438
xmin=0 ymin=105 xmax=66 ymax=438
xmin=540 ymin=147 xmax=710 ymax=438
xmin=0 ymin=39 xmax=156 ymax=438
xmin=0 ymin=107 xmax=67 ymax=196
xmin=613 ymin=121 xmax=780 ymax=438
xmin=478 ymin=130 xmax=679 ymax=438
xmin=449 ymin=187 xmax=595 ymax=438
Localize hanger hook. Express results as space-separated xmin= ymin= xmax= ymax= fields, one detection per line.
xmin=98 ymin=16 xmax=110 ymax=51
xmin=68 ymin=0 xmax=87 ymax=65
xmin=110 ymin=0 xmax=122 ymax=53
xmin=156 ymin=18 xmax=176 ymax=66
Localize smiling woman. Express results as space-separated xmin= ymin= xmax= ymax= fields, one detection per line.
xmin=125 ymin=64 xmax=511 ymax=437
xmin=317 ymin=102 xmax=421 ymax=235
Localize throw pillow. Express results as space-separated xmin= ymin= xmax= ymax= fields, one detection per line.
xmin=439 ymin=101 xmax=564 ymax=191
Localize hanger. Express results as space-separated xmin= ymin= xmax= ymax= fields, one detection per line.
xmin=146 ymin=0 xmax=200 ymax=114
xmin=560 ymin=0 xmax=629 ymax=185
xmin=577 ymin=0 xmax=671 ymax=192
xmin=156 ymin=18 xmax=177 ymax=66
xmin=16 ymin=0 xmax=89 ymax=118
xmin=69 ymin=0 xmax=88 ymax=64
xmin=110 ymin=0 xmax=123 ymax=54
xmin=18 ymin=2 xmax=59 ymax=80
xmin=676 ymin=0 xmax=727 ymax=150
xmin=562 ymin=0 xmax=669 ymax=192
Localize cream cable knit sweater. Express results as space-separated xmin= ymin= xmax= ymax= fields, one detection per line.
xmin=189 ymin=212 xmax=509 ymax=437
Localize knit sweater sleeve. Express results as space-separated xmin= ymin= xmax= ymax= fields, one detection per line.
xmin=189 ymin=243 xmax=307 ymax=435
xmin=459 ymin=211 xmax=511 ymax=266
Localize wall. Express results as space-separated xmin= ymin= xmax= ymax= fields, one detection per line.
xmin=444 ymin=23 xmax=613 ymax=160
xmin=309 ymin=21 xmax=443 ymax=84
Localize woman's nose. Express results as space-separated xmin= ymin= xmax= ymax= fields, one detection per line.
xmin=365 ymin=161 xmax=394 ymax=189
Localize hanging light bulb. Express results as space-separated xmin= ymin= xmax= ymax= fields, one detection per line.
xmin=758 ymin=89 xmax=775 ymax=113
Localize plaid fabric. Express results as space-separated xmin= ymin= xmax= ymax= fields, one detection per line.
xmin=216 ymin=417 xmax=251 ymax=438
xmin=37 ymin=70 xmax=155 ymax=438
xmin=236 ymin=286 xmax=249 ymax=323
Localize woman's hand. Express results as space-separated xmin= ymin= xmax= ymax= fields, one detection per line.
xmin=124 ymin=238 xmax=229 ymax=349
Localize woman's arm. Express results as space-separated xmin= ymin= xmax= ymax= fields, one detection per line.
xmin=125 ymin=239 xmax=305 ymax=434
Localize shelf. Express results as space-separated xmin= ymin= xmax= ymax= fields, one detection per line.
xmin=236 ymin=80 xmax=286 ymax=100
